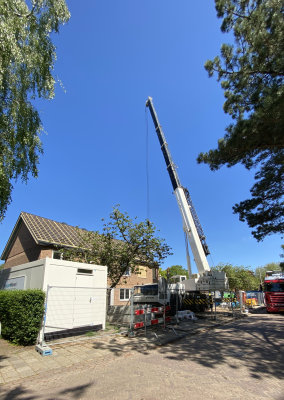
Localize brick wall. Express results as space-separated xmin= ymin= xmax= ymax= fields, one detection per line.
xmin=3 ymin=222 xmax=41 ymax=268
xmin=3 ymin=222 xmax=53 ymax=269
xmin=40 ymin=248 xmax=53 ymax=259
xmin=109 ymin=266 xmax=158 ymax=306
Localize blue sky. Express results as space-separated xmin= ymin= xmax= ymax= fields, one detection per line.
xmin=0 ymin=1 xmax=282 ymax=272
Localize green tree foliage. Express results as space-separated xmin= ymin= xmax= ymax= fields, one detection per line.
xmin=159 ymin=265 xmax=189 ymax=279
xmin=255 ymin=261 xmax=283 ymax=284
xmin=198 ymin=0 xmax=284 ymax=241
xmin=0 ymin=0 xmax=70 ymax=221
xmin=212 ymin=263 xmax=259 ymax=290
xmin=61 ymin=207 xmax=172 ymax=288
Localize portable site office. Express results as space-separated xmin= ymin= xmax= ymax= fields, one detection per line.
xmin=0 ymin=258 xmax=108 ymax=340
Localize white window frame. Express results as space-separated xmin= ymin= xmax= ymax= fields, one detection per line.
xmin=120 ymin=288 xmax=131 ymax=301
xmin=52 ymin=250 xmax=63 ymax=260
xmin=123 ymin=267 xmax=131 ymax=277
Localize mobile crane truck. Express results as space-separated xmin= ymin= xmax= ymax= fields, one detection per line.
xmin=133 ymin=97 xmax=228 ymax=312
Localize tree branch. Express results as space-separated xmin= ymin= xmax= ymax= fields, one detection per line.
xmin=231 ymin=11 xmax=250 ymax=20
xmin=213 ymin=66 xmax=283 ymax=77
xmin=13 ymin=1 xmax=37 ymax=18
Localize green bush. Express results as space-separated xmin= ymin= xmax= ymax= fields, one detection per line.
xmin=0 ymin=289 xmax=45 ymax=346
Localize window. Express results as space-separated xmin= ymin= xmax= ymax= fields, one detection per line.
xmin=264 ymin=282 xmax=284 ymax=292
xmin=123 ymin=267 xmax=131 ymax=277
xmin=134 ymin=284 xmax=158 ymax=296
xmin=138 ymin=266 xmax=147 ymax=278
xmin=77 ymin=268 xmax=93 ymax=275
xmin=53 ymin=250 xmax=63 ymax=260
xmin=152 ymin=268 xmax=158 ymax=281
xmin=120 ymin=288 xmax=130 ymax=301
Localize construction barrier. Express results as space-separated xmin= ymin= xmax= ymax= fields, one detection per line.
xmin=220 ymin=298 xmax=237 ymax=303
xmin=133 ymin=305 xmax=171 ymax=329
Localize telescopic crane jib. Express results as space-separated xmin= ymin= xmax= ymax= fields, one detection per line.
xmin=146 ymin=97 xmax=210 ymax=274
xmin=146 ymin=97 xmax=227 ymax=292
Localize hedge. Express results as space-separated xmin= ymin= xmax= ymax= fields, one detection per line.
xmin=0 ymin=289 xmax=45 ymax=346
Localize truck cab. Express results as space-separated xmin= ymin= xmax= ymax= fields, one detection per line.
xmin=264 ymin=271 xmax=284 ymax=313
xmin=133 ymin=279 xmax=170 ymax=305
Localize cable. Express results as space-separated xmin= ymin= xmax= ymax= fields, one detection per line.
xmin=209 ymin=252 xmax=216 ymax=270
xmin=145 ymin=106 xmax=150 ymax=220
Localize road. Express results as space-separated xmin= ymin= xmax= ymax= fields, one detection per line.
xmin=0 ymin=311 xmax=283 ymax=400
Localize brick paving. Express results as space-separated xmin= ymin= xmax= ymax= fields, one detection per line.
xmin=0 ymin=312 xmax=237 ymax=386
xmin=0 ymin=310 xmax=283 ymax=399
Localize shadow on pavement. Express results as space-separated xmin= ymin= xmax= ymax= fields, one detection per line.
xmin=91 ymin=335 xmax=152 ymax=356
xmin=89 ymin=313 xmax=284 ymax=381
xmin=0 ymin=385 xmax=37 ymax=400
xmin=57 ymin=382 xmax=93 ymax=398
xmin=0 ymin=356 xmax=8 ymax=370
xmin=158 ymin=314 xmax=284 ymax=380
xmin=0 ymin=382 xmax=93 ymax=399
xmin=249 ymin=307 xmax=278 ymax=315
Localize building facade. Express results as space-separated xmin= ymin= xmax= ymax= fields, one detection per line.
xmin=1 ymin=212 xmax=158 ymax=304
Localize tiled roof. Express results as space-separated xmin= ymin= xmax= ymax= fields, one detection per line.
xmin=1 ymin=212 xmax=86 ymax=260
xmin=21 ymin=212 xmax=82 ymax=248
xmin=1 ymin=212 xmax=154 ymax=267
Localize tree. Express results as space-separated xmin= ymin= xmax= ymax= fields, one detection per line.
xmin=212 ymin=263 xmax=259 ymax=291
xmin=255 ymin=261 xmax=283 ymax=284
xmin=159 ymin=265 xmax=189 ymax=279
xmin=0 ymin=0 xmax=70 ymax=221
xmin=197 ymin=0 xmax=284 ymax=241
xmin=61 ymin=207 xmax=172 ymax=288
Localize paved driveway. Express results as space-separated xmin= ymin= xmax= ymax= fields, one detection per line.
xmin=0 ymin=312 xmax=283 ymax=400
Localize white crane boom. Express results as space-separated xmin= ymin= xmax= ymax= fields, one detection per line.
xmin=146 ymin=97 xmax=210 ymax=275
xmin=146 ymin=97 xmax=228 ymax=292
xmin=174 ymin=187 xmax=210 ymax=274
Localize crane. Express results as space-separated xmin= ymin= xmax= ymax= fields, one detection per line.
xmin=146 ymin=97 xmax=227 ymax=292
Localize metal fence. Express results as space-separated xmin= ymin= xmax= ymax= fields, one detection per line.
xmin=40 ymin=285 xmax=107 ymax=344
xmin=107 ymin=287 xmax=173 ymax=336
xmin=107 ymin=288 xmax=233 ymax=334
xmin=39 ymin=286 xmax=265 ymax=345
xmin=245 ymin=291 xmax=265 ymax=307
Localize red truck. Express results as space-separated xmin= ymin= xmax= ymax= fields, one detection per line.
xmin=264 ymin=271 xmax=284 ymax=313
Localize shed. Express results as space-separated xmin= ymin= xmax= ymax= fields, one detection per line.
xmin=0 ymin=258 xmax=108 ymax=341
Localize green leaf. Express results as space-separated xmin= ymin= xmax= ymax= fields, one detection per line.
xmin=0 ymin=0 xmax=70 ymax=221
xmin=199 ymin=0 xmax=284 ymax=240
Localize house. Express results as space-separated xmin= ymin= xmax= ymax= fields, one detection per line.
xmin=1 ymin=212 xmax=158 ymax=304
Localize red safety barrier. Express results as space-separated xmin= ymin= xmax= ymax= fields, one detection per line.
xmin=151 ymin=306 xmax=164 ymax=313
xmin=134 ymin=322 xmax=144 ymax=329
xmin=133 ymin=306 xmax=171 ymax=329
